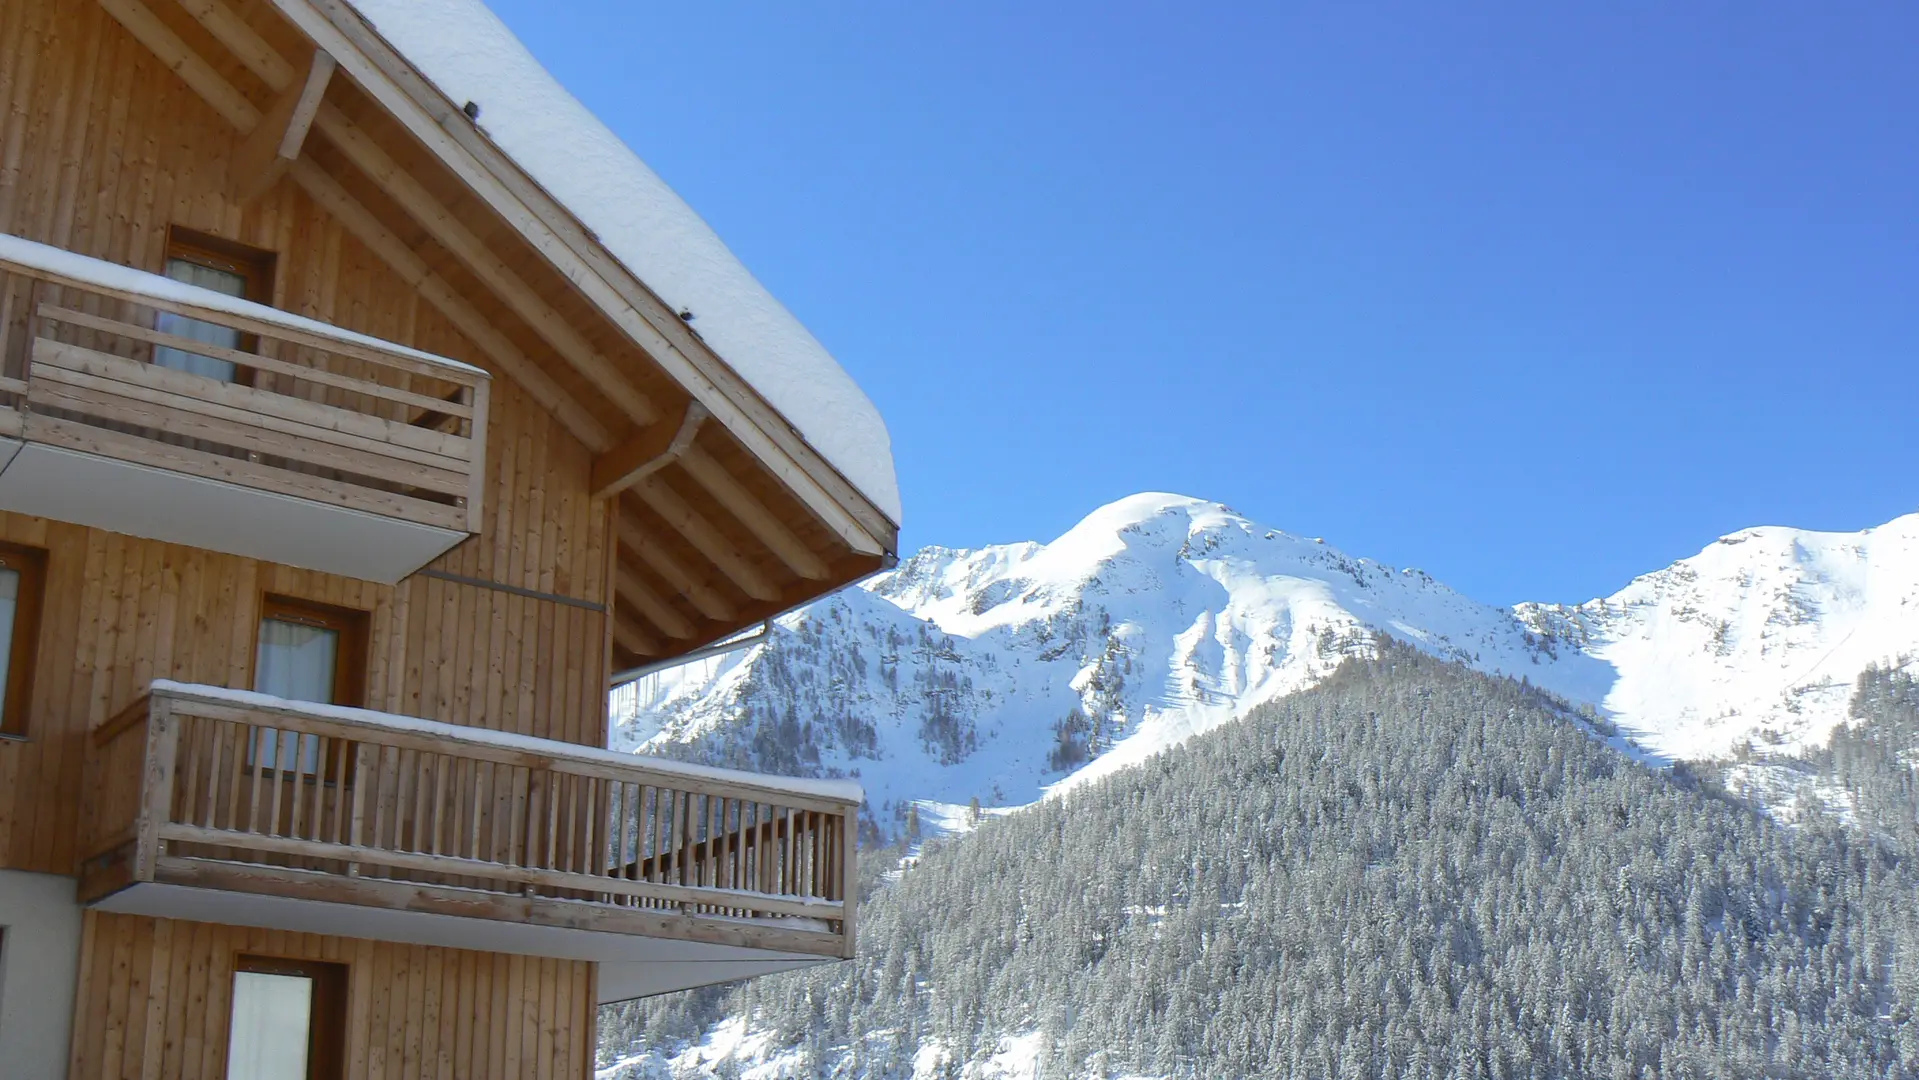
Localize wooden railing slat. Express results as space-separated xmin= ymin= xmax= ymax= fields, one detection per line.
xmin=96 ymin=686 xmax=852 ymax=951
xmin=158 ymin=693 xmax=857 ymax=812
xmin=36 ymin=302 xmax=476 ymax=418
xmin=30 ymin=355 xmax=472 ymax=492
xmin=0 ymin=253 xmax=485 ymax=386
xmin=155 ymin=824 xmax=845 ymax=921
xmin=0 ymin=259 xmax=490 ymax=540
xmin=23 ymin=412 xmax=469 ymax=531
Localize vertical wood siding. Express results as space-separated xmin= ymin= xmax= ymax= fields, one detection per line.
xmin=69 ymin=912 xmax=595 ymax=1080
xmin=0 ymin=0 xmax=614 ymax=881
xmin=0 ymin=3 xmax=613 ymax=1074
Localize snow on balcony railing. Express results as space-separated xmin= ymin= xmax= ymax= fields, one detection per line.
xmin=0 ymin=233 xmax=488 ymax=533
xmin=80 ymin=682 xmax=858 ymax=959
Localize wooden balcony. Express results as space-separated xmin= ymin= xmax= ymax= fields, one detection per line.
xmin=80 ymin=682 xmax=858 ymax=1002
xmin=0 ymin=235 xmax=488 ymax=583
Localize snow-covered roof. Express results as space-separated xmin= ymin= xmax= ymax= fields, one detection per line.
xmin=0 ymin=232 xmax=485 ymax=377
xmin=340 ymin=0 xmax=902 ymax=527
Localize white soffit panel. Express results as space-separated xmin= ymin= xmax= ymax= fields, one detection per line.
xmin=92 ymin=882 xmax=832 ymax=1001
xmin=0 ymin=444 xmax=464 ymax=583
xmin=598 ymin=958 xmax=829 ymax=1004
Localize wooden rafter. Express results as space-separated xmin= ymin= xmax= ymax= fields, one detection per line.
xmin=309 ymin=106 xmax=661 ymax=427
xmin=616 ymin=515 xmax=737 ymax=623
xmin=229 ymin=47 xmax=334 ymax=203
xmin=170 ymin=0 xmax=660 ymax=429
xmin=590 ymin=402 xmax=705 ymax=501
xmin=610 ymin=617 xmax=661 ymax=659
xmin=97 ymin=0 xmax=610 ymax=449
xmin=630 ymin=479 xmax=780 ymax=602
xmin=614 ymin=565 xmax=695 ymax=640
xmin=678 ymin=444 xmax=830 ymax=581
xmin=273 ymin=0 xmax=899 ymax=556
xmin=289 ymin=162 xmax=609 ymax=450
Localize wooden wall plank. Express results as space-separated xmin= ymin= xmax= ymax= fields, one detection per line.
xmin=0 ymin=0 xmax=614 ymax=877
xmin=57 ymin=911 xmax=599 ymax=1080
xmin=1 ymin=7 xmax=656 ymax=1076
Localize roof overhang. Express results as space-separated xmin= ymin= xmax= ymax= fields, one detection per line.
xmin=273 ymin=0 xmax=898 ymax=552
xmin=93 ymin=0 xmax=902 ymax=662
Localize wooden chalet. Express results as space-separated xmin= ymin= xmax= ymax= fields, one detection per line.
xmin=0 ymin=0 xmax=901 ymax=1076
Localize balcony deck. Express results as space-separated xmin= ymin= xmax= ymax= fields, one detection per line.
xmin=80 ymin=682 xmax=859 ymax=1002
xmin=0 ymin=233 xmax=489 ymax=583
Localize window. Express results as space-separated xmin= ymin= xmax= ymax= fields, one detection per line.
xmin=226 ymin=956 xmax=345 ymax=1080
xmin=252 ymin=596 xmax=366 ymax=774
xmin=155 ymin=227 xmax=276 ymax=383
xmin=0 ymin=542 xmax=46 ymax=738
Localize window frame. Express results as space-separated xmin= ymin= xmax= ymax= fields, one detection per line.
xmin=164 ymin=226 xmax=277 ymax=304
xmin=228 ymin=954 xmax=346 ymax=1080
xmin=159 ymin=226 xmax=277 ymax=385
xmin=253 ymin=594 xmax=369 ymax=710
xmin=0 ymin=541 xmax=47 ymax=739
xmin=248 ymin=595 xmax=368 ymax=781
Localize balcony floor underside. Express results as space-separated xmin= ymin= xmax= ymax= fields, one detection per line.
xmin=92 ymin=858 xmax=836 ymax=1003
xmin=0 ymin=438 xmax=465 ymax=584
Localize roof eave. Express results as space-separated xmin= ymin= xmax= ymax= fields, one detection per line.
xmin=270 ymin=0 xmax=899 ymax=557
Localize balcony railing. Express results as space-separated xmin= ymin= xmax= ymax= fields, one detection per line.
xmin=80 ymin=682 xmax=857 ymax=961
xmin=0 ymin=235 xmax=488 ymax=581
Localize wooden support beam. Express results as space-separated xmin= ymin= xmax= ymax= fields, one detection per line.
xmin=230 ymin=48 xmax=334 ymax=203
xmin=172 ymin=0 xmax=660 ymax=427
xmin=610 ymin=617 xmax=660 ymax=659
xmin=307 ymin=103 xmax=662 ymax=427
xmin=616 ymin=515 xmax=737 ymax=622
xmin=176 ymin=0 xmax=297 ymax=86
xmin=289 ymin=163 xmax=610 ymax=450
xmin=590 ymin=402 xmax=704 ymax=501
xmin=679 ymin=445 xmax=831 ymax=580
xmin=102 ymin=0 xmax=611 ymax=450
xmin=632 ymin=478 xmax=781 ymax=602
xmin=615 ymin=566 xmax=695 ymax=640
xmin=102 ymin=0 xmax=258 ymax=127
xmin=270 ymin=0 xmax=899 ymax=556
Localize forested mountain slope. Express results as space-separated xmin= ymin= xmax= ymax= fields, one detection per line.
xmin=600 ymin=648 xmax=1919 ymax=1079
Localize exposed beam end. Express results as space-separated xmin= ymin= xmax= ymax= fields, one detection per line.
xmin=591 ymin=402 xmax=705 ymax=501
xmin=231 ymin=49 xmax=335 ymax=203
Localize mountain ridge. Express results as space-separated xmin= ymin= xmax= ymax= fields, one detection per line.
xmin=611 ymin=493 xmax=1919 ymax=824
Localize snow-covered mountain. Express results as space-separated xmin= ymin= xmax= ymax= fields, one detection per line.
xmin=1518 ymin=514 xmax=1919 ymax=760
xmin=612 ymin=494 xmax=1563 ymax=820
xmin=612 ymin=493 xmax=1919 ymax=826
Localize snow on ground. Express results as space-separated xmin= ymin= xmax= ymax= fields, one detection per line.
xmin=1718 ymin=760 xmax=1860 ymax=828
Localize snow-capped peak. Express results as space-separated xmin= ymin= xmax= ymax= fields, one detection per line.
xmin=1518 ymin=511 xmax=1919 ymax=760
xmin=612 ymin=493 xmax=1919 ymax=831
xmin=615 ymin=493 xmax=1611 ymax=823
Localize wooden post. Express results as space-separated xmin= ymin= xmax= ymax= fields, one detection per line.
xmin=839 ymin=810 xmax=858 ymax=959
xmin=347 ymin=738 xmax=370 ymax=876
xmin=134 ymin=699 xmax=178 ymax=883
xmin=464 ymin=378 xmax=489 ymax=532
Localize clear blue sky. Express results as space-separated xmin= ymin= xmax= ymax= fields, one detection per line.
xmin=486 ymin=1 xmax=1917 ymax=606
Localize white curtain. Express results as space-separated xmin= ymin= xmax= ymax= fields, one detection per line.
xmin=225 ymin=971 xmax=312 ymax=1080
xmin=254 ymin=619 xmax=338 ymax=773
xmin=0 ymin=568 xmax=17 ymax=710
xmin=154 ymin=259 xmax=244 ymax=382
